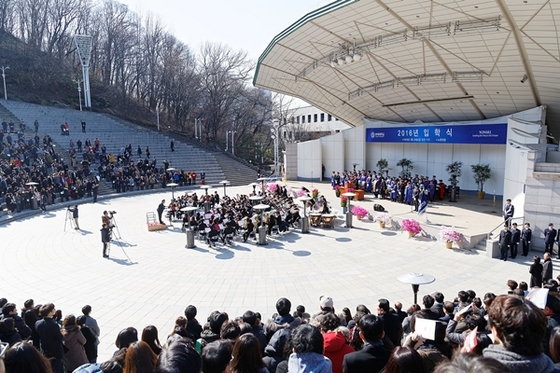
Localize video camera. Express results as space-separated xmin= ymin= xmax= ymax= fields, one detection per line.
xmin=110 ymin=211 xmax=117 ymax=215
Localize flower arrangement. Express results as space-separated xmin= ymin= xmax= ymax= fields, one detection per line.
xmin=334 ymin=185 xmax=341 ymax=197
xmin=267 ymin=183 xmax=278 ymax=193
xmin=312 ymin=188 xmax=319 ymax=199
xmin=351 ymin=205 xmax=368 ymax=219
xmin=439 ymin=226 xmax=463 ymax=243
xmin=401 ymin=218 xmax=422 ymax=235
xmin=296 ymin=189 xmax=307 ymax=197
xmin=340 ymin=195 xmax=348 ymax=207
xmin=374 ymin=212 xmax=393 ymax=225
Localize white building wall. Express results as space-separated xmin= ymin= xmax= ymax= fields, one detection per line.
xmin=297 ymin=139 xmax=322 ymax=181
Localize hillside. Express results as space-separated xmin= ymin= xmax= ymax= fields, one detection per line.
xmin=0 ymin=31 xmax=161 ymax=130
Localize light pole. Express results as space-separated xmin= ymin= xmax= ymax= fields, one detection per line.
xmin=1 ymin=66 xmax=9 ymax=101
xmin=226 ymin=130 xmax=237 ymax=155
xmin=271 ymin=119 xmax=280 ymax=176
xmin=195 ymin=118 xmax=203 ymax=141
xmin=74 ymin=79 xmax=83 ymax=111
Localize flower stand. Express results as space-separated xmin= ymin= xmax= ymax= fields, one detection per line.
xmin=445 ymin=241 xmax=453 ymax=249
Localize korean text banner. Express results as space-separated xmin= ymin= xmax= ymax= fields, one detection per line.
xmin=366 ymin=123 xmax=507 ymax=144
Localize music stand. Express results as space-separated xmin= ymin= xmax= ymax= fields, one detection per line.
xmin=220 ymin=180 xmax=230 ymax=197
xmin=167 ymin=182 xmax=178 ymax=201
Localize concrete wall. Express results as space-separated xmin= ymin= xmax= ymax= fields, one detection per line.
xmin=297 ymin=139 xmax=322 ymax=181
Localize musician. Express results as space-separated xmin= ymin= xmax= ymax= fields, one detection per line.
xmin=101 ymin=223 xmax=111 ymax=258
xmin=242 ymin=217 xmax=255 ymax=243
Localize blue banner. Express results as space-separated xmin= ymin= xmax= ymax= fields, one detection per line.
xmin=366 ymin=123 xmax=507 ymax=144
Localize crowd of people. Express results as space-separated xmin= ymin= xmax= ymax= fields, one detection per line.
xmin=2 ymin=281 xmax=560 ymax=373
xmin=155 ymin=184 xmax=309 ymax=249
xmin=331 ymin=170 xmax=450 ymax=211
xmin=0 ymin=119 xmax=207 ymax=214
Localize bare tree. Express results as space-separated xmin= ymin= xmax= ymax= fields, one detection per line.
xmin=198 ymin=42 xmax=254 ymax=143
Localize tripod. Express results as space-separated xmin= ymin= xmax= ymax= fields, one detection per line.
xmin=64 ymin=209 xmax=74 ymax=231
xmin=110 ymin=214 xmax=121 ymax=239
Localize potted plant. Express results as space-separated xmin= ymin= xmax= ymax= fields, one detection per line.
xmin=439 ymin=226 xmax=464 ymax=249
xmin=334 ymin=185 xmax=341 ymax=197
xmin=374 ymin=212 xmax=392 ymax=228
xmin=340 ymin=195 xmax=348 ymax=214
xmin=401 ymin=218 xmax=421 ymax=238
xmin=351 ymin=205 xmax=368 ymax=220
xmin=376 ymin=158 xmax=389 ymax=175
xmin=312 ymin=188 xmax=319 ymax=199
xmin=397 ymin=158 xmax=414 ymax=178
xmin=471 ymin=163 xmax=491 ymax=199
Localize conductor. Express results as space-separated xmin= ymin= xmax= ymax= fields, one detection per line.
xmin=157 ymin=199 xmax=166 ymax=225
xmin=68 ymin=205 xmax=80 ymax=230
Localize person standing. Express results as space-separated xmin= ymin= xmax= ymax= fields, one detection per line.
xmin=35 ymin=303 xmax=64 ymax=373
xmin=101 ymin=224 xmax=111 ymax=258
xmin=82 ymin=305 xmax=100 ymax=361
xmin=68 ymin=205 xmax=80 ymax=230
xmin=157 ymin=199 xmax=166 ymax=225
xmin=503 ymin=198 xmax=514 ymax=226
xmin=510 ymin=222 xmax=521 ymax=259
xmin=530 ymin=256 xmax=544 ymax=288
xmin=499 ymin=224 xmax=512 ymax=261
xmin=543 ymin=252 xmax=553 ymax=284
xmin=81 ymin=120 xmax=86 ymax=133
xmin=92 ymin=179 xmax=99 ymax=203
xmin=34 ymin=119 xmax=39 ymax=133
xmin=170 ymin=140 xmax=175 ymax=152
xmin=544 ymin=223 xmax=556 ymax=254
xmin=521 ymin=222 xmax=532 ymax=257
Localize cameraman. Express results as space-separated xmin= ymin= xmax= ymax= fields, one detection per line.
xmin=101 ymin=223 xmax=111 ymax=258
xmin=102 ymin=211 xmax=113 ymax=227
xmin=68 ymin=205 xmax=80 ymax=230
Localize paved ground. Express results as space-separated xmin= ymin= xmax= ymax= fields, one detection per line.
xmin=0 ymin=181 xmax=554 ymax=361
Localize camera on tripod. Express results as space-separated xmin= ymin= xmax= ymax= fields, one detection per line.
xmin=110 ymin=211 xmax=117 ymax=214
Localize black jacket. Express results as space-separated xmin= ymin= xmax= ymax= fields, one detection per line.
xmin=35 ymin=317 xmax=64 ymax=359
xmin=343 ymin=342 xmax=391 ymax=373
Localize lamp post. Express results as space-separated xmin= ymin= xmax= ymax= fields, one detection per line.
xmin=271 ymin=119 xmax=280 ymax=176
xmin=1 ymin=66 xmax=9 ymax=101
xmin=195 ymin=118 xmax=203 ymax=141
xmin=397 ymin=272 xmax=436 ymax=304
xmin=220 ymin=180 xmax=230 ymax=197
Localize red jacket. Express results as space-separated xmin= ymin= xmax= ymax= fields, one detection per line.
xmin=323 ymin=331 xmax=355 ymax=373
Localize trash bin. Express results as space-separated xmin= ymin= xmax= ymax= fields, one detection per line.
xmin=346 ymin=211 xmax=353 ymax=228
xmin=257 ymin=225 xmax=268 ymax=245
xmin=302 ymin=216 xmax=309 ymax=234
xmin=185 ymin=227 xmax=195 ymax=249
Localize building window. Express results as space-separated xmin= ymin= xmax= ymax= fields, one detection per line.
xmin=328 ymin=114 xmax=332 ymax=121
xmin=308 ymin=115 xmax=311 ymax=123
xmin=302 ymin=116 xmax=305 ymax=123
xmin=320 ymin=113 xmax=324 ymax=122
xmin=296 ymin=116 xmax=299 ymax=124
xmin=314 ymin=114 xmax=317 ymax=122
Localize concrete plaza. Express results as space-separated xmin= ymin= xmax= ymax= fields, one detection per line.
xmin=0 ymin=181 xmax=553 ymax=361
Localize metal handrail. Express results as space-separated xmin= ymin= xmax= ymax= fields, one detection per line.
xmin=487 ymin=216 xmax=525 ymax=240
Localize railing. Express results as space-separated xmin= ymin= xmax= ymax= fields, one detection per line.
xmin=487 ymin=216 xmax=525 ymax=240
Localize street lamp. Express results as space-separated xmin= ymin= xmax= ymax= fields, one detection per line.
xmin=397 ymin=272 xmax=436 ymax=304
xmin=74 ymin=79 xmax=83 ymax=111
xmin=195 ymin=118 xmax=204 ymax=141
xmin=1 ymin=66 xmax=9 ymax=101
xmin=226 ymin=130 xmax=237 ymax=155
xmin=220 ymin=180 xmax=230 ymax=196
xmin=271 ymin=119 xmax=280 ymax=176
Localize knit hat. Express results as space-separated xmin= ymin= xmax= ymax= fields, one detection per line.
xmin=320 ymin=296 xmax=334 ymax=309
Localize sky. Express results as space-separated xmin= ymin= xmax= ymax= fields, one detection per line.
xmin=117 ymin=0 xmax=329 ymax=62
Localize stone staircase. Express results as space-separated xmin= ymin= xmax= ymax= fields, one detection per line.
xmin=0 ymin=100 xmax=257 ymax=187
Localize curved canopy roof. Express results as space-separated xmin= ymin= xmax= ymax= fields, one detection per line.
xmin=254 ymin=0 xmax=560 ymax=133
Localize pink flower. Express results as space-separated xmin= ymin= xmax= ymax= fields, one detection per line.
xmin=401 ymin=219 xmax=422 ymax=234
